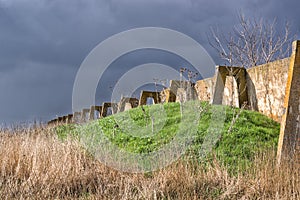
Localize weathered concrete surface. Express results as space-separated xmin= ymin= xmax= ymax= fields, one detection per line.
xmin=118 ymin=97 xmax=139 ymax=112
xmin=89 ymin=106 xmax=96 ymax=120
xmin=81 ymin=109 xmax=90 ymax=122
xmin=160 ymin=88 xmax=176 ymax=103
xmin=95 ymin=106 xmax=102 ymax=118
xmin=63 ymin=116 xmax=67 ymax=123
xmin=195 ymin=77 xmax=215 ymax=103
xmin=139 ymin=91 xmax=161 ymax=105
xmin=277 ymin=41 xmax=300 ymax=163
xmin=89 ymin=105 xmax=102 ymax=120
xmin=101 ymin=102 xmax=118 ymax=117
xmin=176 ymin=88 xmax=186 ymax=103
xmin=196 ymin=75 xmax=239 ymax=107
xmin=222 ymin=76 xmax=239 ymax=107
xmin=58 ymin=117 xmax=63 ymax=123
xmin=170 ymin=80 xmax=197 ymax=102
xmin=73 ymin=112 xmax=81 ymax=123
xmin=163 ymin=80 xmax=197 ymax=103
xmin=124 ymin=103 xmax=132 ymax=111
xmin=66 ymin=114 xmax=73 ymax=124
xmin=169 ymin=80 xmax=183 ymax=96
xmin=247 ymin=58 xmax=290 ymax=122
xmin=195 ymin=60 xmax=289 ymax=121
xmin=212 ymin=66 xmax=248 ymax=108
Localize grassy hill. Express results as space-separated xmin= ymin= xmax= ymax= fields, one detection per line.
xmin=56 ymin=101 xmax=280 ymax=171
xmin=2 ymin=102 xmax=298 ymax=199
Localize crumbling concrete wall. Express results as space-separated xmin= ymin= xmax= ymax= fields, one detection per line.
xmin=222 ymin=76 xmax=239 ymax=107
xmin=246 ymin=58 xmax=290 ymax=122
xmin=195 ymin=67 xmax=243 ymax=108
xmin=81 ymin=109 xmax=90 ymax=122
xmin=195 ymin=77 xmax=215 ymax=102
xmin=47 ymin=40 xmax=300 ymax=165
xmin=160 ymin=88 xmax=176 ymax=103
xmin=101 ymin=102 xmax=118 ymax=117
xmin=161 ymin=80 xmax=197 ymax=103
xmin=139 ymin=91 xmax=161 ymax=105
xmin=212 ymin=66 xmax=248 ymax=108
xmin=118 ymin=97 xmax=139 ymax=112
xmin=195 ymin=59 xmax=290 ymax=122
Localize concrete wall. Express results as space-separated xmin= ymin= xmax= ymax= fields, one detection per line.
xmin=48 ymin=40 xmax=300 ymax=163
xmin=194 ymin=77 xmax=215 ymax=102
xmin=246 ymin=58 xmax=290 ymax=122
xmin=193 ymin=54 xmax=296 ymax=162
xmin=222 ymin=76 xmax=239 ymax=107
xmin=195 ymin=58 xmax=290 ymax=122
xmin=195 ymin=72 xmax=240 ymax=108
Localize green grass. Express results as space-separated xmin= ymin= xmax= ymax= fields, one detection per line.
xmin=56 ymin=101 xmax=280 ymax=172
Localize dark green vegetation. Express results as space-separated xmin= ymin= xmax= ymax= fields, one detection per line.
xmin=56 ymin=102 xmax=280 ymax=171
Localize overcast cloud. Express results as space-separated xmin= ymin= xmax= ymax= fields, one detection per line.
xmin=0 ymin=0 xmax=299 ymax=125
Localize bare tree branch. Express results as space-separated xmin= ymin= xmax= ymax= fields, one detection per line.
xmin=209 ymin=13 xmax=294 ymax=68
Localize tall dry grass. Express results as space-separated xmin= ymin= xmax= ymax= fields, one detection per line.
xmin=0 ymin=127 xmax=299 ymax=199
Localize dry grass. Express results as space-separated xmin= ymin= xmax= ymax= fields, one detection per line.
xmin=0 ymin=127 xmax=299 ymax=199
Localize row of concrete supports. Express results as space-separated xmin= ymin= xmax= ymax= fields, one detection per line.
xmin=47 ymin=82 xmax=199 ymax=126
xmin=47 ymin=37 xmax=300 ymax=164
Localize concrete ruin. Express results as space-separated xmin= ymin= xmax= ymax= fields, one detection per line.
xmin=89 ymin=106 xmax=102 ymax=120
xmin=47 ymin=40 xmax=300 ymax=164
xmin=160 ymin=80 xmax=198 ymax=103
xmin=194 ymin=41 xmax=299 ymax=163
xmin=160 ymin=88 xmax=176 ymax=103
xmin=118 ymin=97 xmax=139 ymax=112
xmin=139 ymin=90 xmax=161 ymax=105
xmin=212 ymin=66 xmax=248 ymax=108
xmin=101 ymin=102 xmax=118 ymax=118
xmin=73 ymin=112 xmax=81 ymax=123
xmin=81 ymin=109 xmax=90 ymax=122
xmin=66 ymin=114 xmax=73 ymax=124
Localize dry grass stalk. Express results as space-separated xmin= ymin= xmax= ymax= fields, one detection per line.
xmin=0 ymin=127 xmax=299 ymax=199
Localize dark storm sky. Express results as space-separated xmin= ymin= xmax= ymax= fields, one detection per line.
xmin=0 ymin=0 xmax=299 ymax=125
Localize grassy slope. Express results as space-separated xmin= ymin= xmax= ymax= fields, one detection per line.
xmin=57 ymin=102 xmax=280 ymax=170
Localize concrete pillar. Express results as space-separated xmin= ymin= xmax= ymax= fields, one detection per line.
xmin=101 ymin=102 xmax=118 ymax=117
xmin=124 ymin=103 xmax=132 ymax=111
xmin=81 ymin=109 xmax=90 ymax=122
xmin=212 ymin=66 xmax=248 ymax=108
xmin=139 ymin=91 xmax=161 ymax=106
xmin=58 ymin=117 xmax=63 ymax=124
xmin=89 ymin=106 xmax=104 ymax=120
xmin=66 ymin=114 xmax=73 ymax=124
xmin=278 ymin=40 xmax=300 ymax=163
xmin=176 ymin=88 xmax=186 ymax=103
xmin=161 ymin=88 xmax=177 ymax=103
xmin=89 ymin=106 xmax=95 ymax=120
xmin=95 ymin=106 xmax=102 ymax=119
xmin=235 ymin=68 xmax=248 ymax=107
xmin=62 ymin=116 xmax=68 ymax=123
xmin=73 ymin=112 xmax=81 ymax=123
xmin=118 ymin=97 xmax=139 ymax=112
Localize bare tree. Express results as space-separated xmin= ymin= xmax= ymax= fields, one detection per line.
xmin=208 ymin=13 xmax=295 ymax=133
xmin=209 ymin=13 xmax=294 ymax=68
